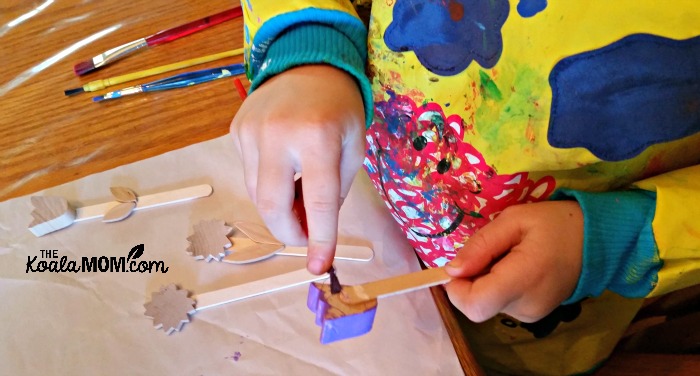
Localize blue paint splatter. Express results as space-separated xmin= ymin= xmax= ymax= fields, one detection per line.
xmin=384 ymin=0 xmax=510 ymax=76
xmin=548 ymin=34 xmax=700 ymax=161
xmin=244 ymin=24 xmax=250 ymax=45
xmin=517 ymin=0 xmax=547 ymax=18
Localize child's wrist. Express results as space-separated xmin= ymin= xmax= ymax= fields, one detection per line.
xmin=248 ymin=23 xmax=373 ymax=127
xmin=551 ymin=189 xmax=660 ymax=304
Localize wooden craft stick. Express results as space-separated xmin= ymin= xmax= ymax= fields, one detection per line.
xmin=193 ymin=268 xmax=326 ymax=311
xmin=222 ymin=236 xmax=374 ymax=264
xmin=145 ymin=269 xmax=329 ymax=334
xmin=340 ymin=267 xmax=451 ymax=305
xmin=76 ymin=184 xmax=213 ymax=221
xmin=29 ymin=184 xmax=213 ymax=236
xmin=307 ymin=267 xmax=451 ymax=344
xmin=279 ymin=245 xmax=374 ymax=262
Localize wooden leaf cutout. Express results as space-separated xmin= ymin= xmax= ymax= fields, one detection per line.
xmin=233 ymin=221 xmax=283 ymax=245
xmin=186 ymin=219 xmax=233 ymax=262
xmin=102 ymin=201 xmax=137 ymax=223
xmin=28 ymin=196 xmax=77 ymax=236
xmin=144 ymin=284 xmax=196 ymax=335
xmin=110 ymin=186 xmax=137 ymax=203
xmin=222 ymin=242 xmax=284 ymax=264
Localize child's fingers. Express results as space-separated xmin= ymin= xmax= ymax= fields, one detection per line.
xmin=255 ymin=154 xmax=307 ymax=247
xmin=300 ymin=144 xmax=342 ymax=275
xmin=233 ymin=130 xmax=260 ymax=204
xmin=338 ymin=129 xmax=365 ymax=206
xmin=445 ymin=209 xmax=522 ymax=277
xmin=445 ymin=252 xmax=527 ymax=323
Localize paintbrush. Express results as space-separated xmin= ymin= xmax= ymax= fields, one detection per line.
xmin=73 ymin=6 xmax=242 ymax=76
xmin=64 ymin=48 xmax=243 ymax=96
xmin=92 ymin=63 xmax=244 ymax=102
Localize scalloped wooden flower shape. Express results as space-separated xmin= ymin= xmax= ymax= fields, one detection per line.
xmin=28 ymin=196 xmax=77 ymax=236
xmin=186 ymin=219 xmax=233 ymax=262
xmin=144 ymin=284 xmax=196 ymax=335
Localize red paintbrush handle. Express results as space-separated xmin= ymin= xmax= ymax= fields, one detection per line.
xmin=145 ymin=6 xmax=243 ymax=46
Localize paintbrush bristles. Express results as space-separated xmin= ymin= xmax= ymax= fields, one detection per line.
xmin=73 ymin=60 xmax=96 ymax=76
xmin=329 ymin=266 xmax=342 ymax=294
xmin=64 ymin=87 xmax=85 ymax=96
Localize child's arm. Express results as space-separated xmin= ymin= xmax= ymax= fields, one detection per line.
xmin=444 ymin=164 xmax=700 ymax=323
xmin=232 ymin=1 xmax=372 ymax=275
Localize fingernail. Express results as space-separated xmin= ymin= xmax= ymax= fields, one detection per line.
xmin=447 ymin=258 xmax=462 ymax=269
xmin=307 ymin=257 xmax=326 ymax=274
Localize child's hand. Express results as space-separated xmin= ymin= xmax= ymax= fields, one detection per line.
xmin=230 ymin=64 xmax=366 ymax=275
xmin=444 ymin=201 xmax=584 ymax=323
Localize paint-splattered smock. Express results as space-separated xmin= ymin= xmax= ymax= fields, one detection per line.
xmin=241 ymin=1 xmax=700 ymax=374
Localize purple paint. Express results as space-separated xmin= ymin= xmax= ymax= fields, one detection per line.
xmin=307 ymin=283 xmax=378 ymax=344
xmin=225 ymin=351 xmax=242 ymax=362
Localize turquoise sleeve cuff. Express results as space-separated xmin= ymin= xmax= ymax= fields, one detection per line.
xmin=247 ymin=11 xmax=373 ymax=128
xmin=551 ymin=189 xmax=662 ymax=304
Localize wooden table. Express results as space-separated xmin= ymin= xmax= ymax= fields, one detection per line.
xmin=1 ymin=1 xmax=483 ymax=374
xmin=1 ymin=0 xmax=244 ymax=201
xmin=1 ymin=1 xmax=695 ymax=375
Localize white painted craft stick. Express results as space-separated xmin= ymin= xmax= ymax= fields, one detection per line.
xmin=29 ymin=184 xmax=213 ymax=237
xmin=279 ymin=245 xmax=374 ymax=262
xmin=224 ymin=237 xmax=374 ymax=264
xmin=76 ymin=184 xmax=213 ymax=221
xmin=193 ymin=268 xmax=326 ymax=311
xmin=340 ymin=267 xmax=451 ymax=305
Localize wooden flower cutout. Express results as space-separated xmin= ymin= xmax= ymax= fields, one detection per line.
xmin=144 ymin=284 xmax=196 ymax=335
xmin=103 ymin=187 xmax=138 ymax=223
xmin=186 ymin=219 xmax=233 ymax=262
xmin=28 ymin=196 xmax=77 ymax=236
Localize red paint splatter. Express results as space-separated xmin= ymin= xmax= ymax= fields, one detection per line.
xmin=448 ymin=0 xmax=464 ymax=21
xmin=642 ymin=154 xmax=666 ymax=179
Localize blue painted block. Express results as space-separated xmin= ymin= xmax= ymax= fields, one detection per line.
xmin=307 ymin=283 xmax=379 ymax=344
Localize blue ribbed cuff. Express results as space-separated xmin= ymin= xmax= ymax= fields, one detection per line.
xmin=551 ymin=189 xmax=661 ymax=304
xmin=247 ymin=11 xmax=373 ymax=128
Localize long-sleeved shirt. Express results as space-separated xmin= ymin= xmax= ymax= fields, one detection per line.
xmin=241 ymin=1 xmax=700 ymax=374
